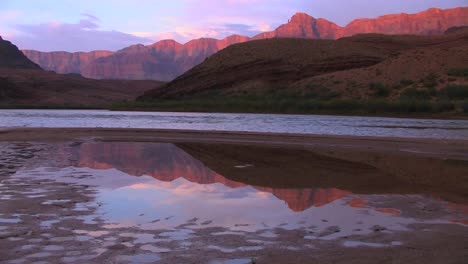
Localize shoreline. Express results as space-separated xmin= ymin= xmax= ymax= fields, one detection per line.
xmin=1 ymin=108 xmax=467 ymax=120
xmin=1 ymin=127 xmax=467 ymax=160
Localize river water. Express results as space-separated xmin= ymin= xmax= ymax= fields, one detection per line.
xmin=1 ymin=109 xmax=467 ymax=139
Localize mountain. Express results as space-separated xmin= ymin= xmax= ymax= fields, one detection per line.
xmin=0 ymin=36 xmax=41 ymax=69
xmin=77 ymin=36 xmax=241 ymax=81
xmin=138 ymin=28 xmax=468 ymax=108
xmin=343 ymin=7 xmax=468 ymax=36
xmin=252 ymin=13 xmax=343 ymax=40
xmin=253 ymin=7 xmax=468 ymax=39
xmin=22 ymin=7 xmax=468 ymax=81
xmin=22 ymin=35 xmax=250 ymax=82
xmin=22 ymin=50 xmax=113 ymax=74
xmin=0 ymin=37 xmax=163 ymax=107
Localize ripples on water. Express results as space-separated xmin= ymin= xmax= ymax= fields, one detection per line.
xmin=1 ymin=109 xmax=468 ymax=139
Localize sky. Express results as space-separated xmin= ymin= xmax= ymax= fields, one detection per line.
xmin=0 ymin=0 xmax=466 ymax=52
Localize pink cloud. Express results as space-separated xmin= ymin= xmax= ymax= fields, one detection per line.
xmin=10 ymin=14 xmax=152 ymax=51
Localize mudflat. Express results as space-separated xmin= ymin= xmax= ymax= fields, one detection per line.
xmin=1 ymin=127 xmax=468 ymax=157
xmin=0 ymin=128 xmax=467 ymax=263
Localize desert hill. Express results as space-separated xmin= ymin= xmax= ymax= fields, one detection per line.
xmin=22 ymin=7 xmax=468 ymax=81
xmin=135 ymin=28 xmax=468 ymax=115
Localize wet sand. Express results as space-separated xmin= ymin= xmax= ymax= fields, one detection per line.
xmin=0 ymin=128 xmax=467 ymax=263
xmin=1 ymin=128 xmax=467 ymax=159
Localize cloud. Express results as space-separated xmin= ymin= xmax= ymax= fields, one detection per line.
xmin=9 ymin=14 xmax=152 ymax=52
xmin=80 ymin=13 xmax=100 ymax=22
xmin=0 ymin=10 xmax=22 ymax=21
xmin=222 ymin=23 xmax=263 ymax=35
xmin=130 ymin=22 xmax=263 ymax=44
xmin=0 ymin=10 xmax=22 ymax=39
xmin=3 ymin=0 xmax=465 ymax=51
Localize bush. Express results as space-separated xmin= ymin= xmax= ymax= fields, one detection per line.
xmin=400 ymin=87 xmax=431 ymax=100
xmin=432 ymin=101 xmax=455 ymax=113
xmin=114 ymin=93 xmax=464 ymax=115
xmin=462 ymin=100 xmax=468 ymax=113
xmin=399 ymin=79 xmax=414 ymax=86
xmin=447 ymin=68 xmax=468 ymax=77
xmin=422 ymin=73 xmax=438 ymax=88
xmin=439 ymin=85 xmax=468 ymax=99
xmin=369 ymin=82 xmax=390 ymax=97
xmin=304 ymin=85 xmax=339 ymax=100
xmin=324 ymin=100 xmax=361 ymax=112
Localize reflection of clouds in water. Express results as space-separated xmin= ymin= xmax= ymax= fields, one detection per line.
xmin=128 ymin=183 xmax=150 ymax=189
xmin=255 ymin=192 xmax=271 ymax=199
xmin=14 ymin=166 xmax=467 ymax=239
xmin=98 ymin=178 xmax=282 ymax=230
xmin=80 ymin=170 xmax=463 ymax=234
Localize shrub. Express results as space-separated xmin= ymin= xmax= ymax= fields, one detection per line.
xmin=439 ymin=85 xmax=468 ymax=99
xmin=423 ymin=73 xmax=438 ymax=88
xmin=462 ymin=100 xmax=468 ymax=113
xmin=369 ymin=82 xmax=390 ymax=97
xmin=324 ymin=100 xmax=361 ymax=112
xmin=400 ymin=87 xmax=431 ymax=100
xmin=432 ymin=100 xmax=455 ymax=113
xmin=304 ymin=85 xmax=339 ymax=100
xmin=447 ymin=68 xmax=468 ymax=77
xmin=399 ymin=79 xmax=414 ymax=86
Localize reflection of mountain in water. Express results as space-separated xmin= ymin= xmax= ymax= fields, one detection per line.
xmin=73 ymin=142 xmax=350 ymax=212
xmin=77 ymin=143 xmax=244 ymax=188
xmin=256 ymin=187 xmax=350 ymax=212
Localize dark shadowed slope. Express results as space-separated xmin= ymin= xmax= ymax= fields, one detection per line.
xmin=0 ymin=36 xmax=41 ymax=69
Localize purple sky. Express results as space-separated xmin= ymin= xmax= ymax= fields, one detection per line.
xmin=0 ymin=0 xmax=466 ymax=52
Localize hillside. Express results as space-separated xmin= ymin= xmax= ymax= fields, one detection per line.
xmin=22 ymin=7 xmax=468 ymax=81
xmin=134 ymin=28 xmax=468 ymax=115
xmin=0 ymin=37 xmax=163 ymax=108
xmin=0 ymin=36 xmax=41 ymax=69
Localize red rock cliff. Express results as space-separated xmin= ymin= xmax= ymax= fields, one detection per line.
xmin=22 ymin=7 xmax=468 ymax=81
xmin=21 ymin=50 xmax=113 ymax=74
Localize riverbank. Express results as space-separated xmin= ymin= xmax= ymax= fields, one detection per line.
xmin=1 ymin=127 xmax=468 ymax=202
xmin=112 ymin=98 xmax=468 ymax=119
xmin=1 ymin=104 xmax=467 ymax=119
xmin=1 ymin=127 xmax=467 ymax=158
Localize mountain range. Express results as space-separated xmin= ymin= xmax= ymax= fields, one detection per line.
xmin=22 ymin=7 xmax=468 ymax=81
